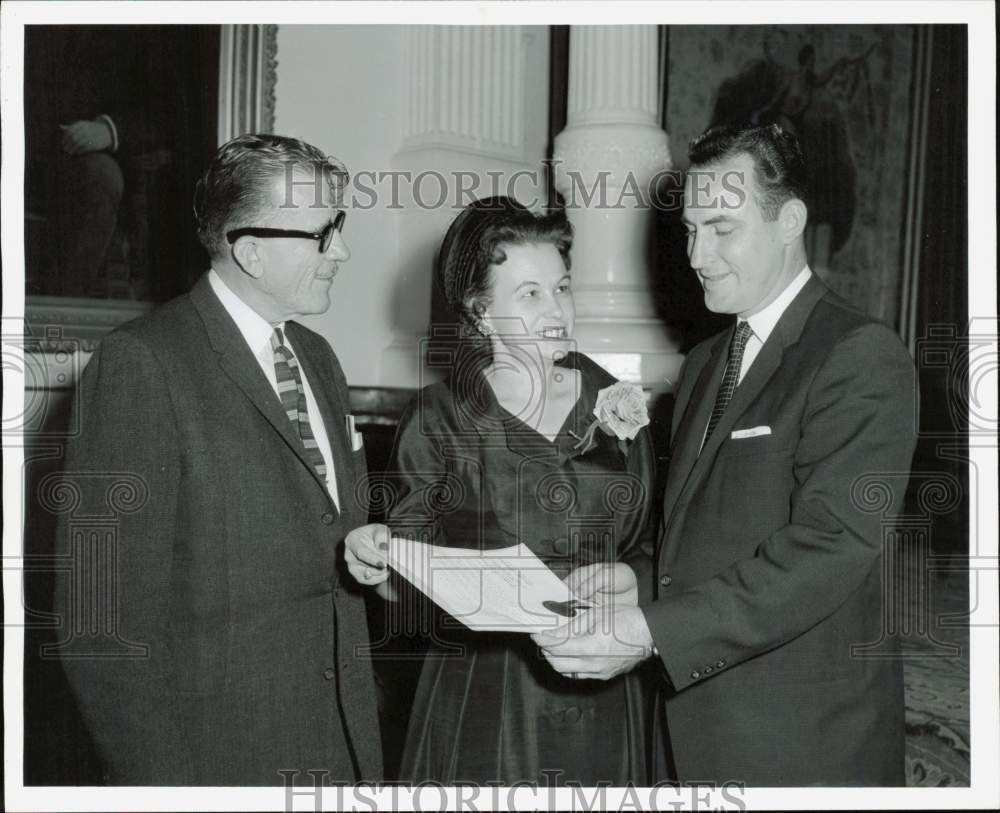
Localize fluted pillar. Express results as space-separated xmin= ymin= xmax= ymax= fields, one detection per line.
xmin=553 ymin=26 xmax=683 ymax=389
xmin=381 ymin=26 xmax=548 ymax=387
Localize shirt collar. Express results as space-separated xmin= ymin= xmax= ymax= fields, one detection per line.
xmin=741 ymin=265 xmax=813 ymax=343
xmin=207 ymin=268 xmax=282 ymax=356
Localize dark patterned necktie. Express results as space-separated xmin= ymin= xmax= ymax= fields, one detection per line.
xmin=271 ymin=328 xmax=327 ymax=481
xmin=702 ymin=321 xmax=754 ymax=450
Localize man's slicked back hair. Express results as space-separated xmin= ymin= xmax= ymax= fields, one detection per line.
xmin=688 ymin=123 xmax=808 ymax=221
xmin=193 ymin=133 xmax=348 ymax=258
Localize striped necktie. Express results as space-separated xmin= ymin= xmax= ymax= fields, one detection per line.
xmin=702 ymin=321 xmax=754 ymax=451
xmin=271 ymin=328 xmax=327 ymax=482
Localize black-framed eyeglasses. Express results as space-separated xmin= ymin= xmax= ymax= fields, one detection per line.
xmin=226 ymin=210 xmax=346 ymax=253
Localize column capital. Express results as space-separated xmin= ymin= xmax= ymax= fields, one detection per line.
xmin=554 ymin=123 xmax=672 ymax=204
xmin=551 ymin=25 xmax=682 ymax=388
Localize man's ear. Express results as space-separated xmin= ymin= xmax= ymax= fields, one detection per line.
xmin=778 ymin=198 xmax=808 ymax=244
xmin=231 ymin=236 xmax=264 ymax=279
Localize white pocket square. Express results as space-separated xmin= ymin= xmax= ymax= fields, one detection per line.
xmin=346 ymin=415 xmax=364 ymax=451
xmin=731 ymin=425 xmax=771 ymax=439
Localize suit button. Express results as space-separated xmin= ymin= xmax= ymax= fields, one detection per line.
xmin=690 ymin=670 xmax=701 ymax=680
xmin=659 ymin=574 xmax=673 ymax=587
xmin=703 ymin=665 xmax=713 ymax=674
xmin=321 ymin=513 xmax=335 ymax=525
xmin=716 ymin=659 xmax=726 ymax=668
xmin=323 ymin=668 xmax=336 ymax=680
xmin=564 ymin=706 xmax=582 ymax=724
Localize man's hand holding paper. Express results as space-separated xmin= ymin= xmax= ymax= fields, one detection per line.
xmin=531 ymin=604 xmax=655 ymax=682
xmin=563 ymin=561 xmax=639 ymax=608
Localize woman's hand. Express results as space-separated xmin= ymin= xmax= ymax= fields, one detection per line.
xmin=564 ymin=562 xmax=639 ymax=608
xmin=59 ymin=119 xmax=113 ymax=155
xmin=345 ymin=523 xmax=392 ymax=590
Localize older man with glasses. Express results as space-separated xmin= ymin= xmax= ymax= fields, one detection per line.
xmin=54 ymin=134 xmax=382 ymax=785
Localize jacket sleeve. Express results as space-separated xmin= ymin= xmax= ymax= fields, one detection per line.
xmin=384 ymin=397 xmax=449 ymax=546
xmin=627 ymin=350 xmax=702 ymax=605
xmin=642 ymin=324 xmax=917 ymax=691
xmin=53 ymin=330 xmax=195 ymax=783
xmin=620 ymin=425 xmax=658 ymax=604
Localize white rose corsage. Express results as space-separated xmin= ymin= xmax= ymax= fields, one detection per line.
xmin=570 ymin=381 xmax=650 ymax=454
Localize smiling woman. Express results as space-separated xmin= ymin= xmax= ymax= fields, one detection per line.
xmin=343 ymin=196 xmax=670 ymax=785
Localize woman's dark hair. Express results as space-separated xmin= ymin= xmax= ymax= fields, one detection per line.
xmin=436 ymin=196 xmax=574 ymax=335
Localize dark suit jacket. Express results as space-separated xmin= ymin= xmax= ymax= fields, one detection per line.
xmin=54 ymin=274 xmax=382 ymax=784
xmin=641 ymin=276 xmax=916 ymax=786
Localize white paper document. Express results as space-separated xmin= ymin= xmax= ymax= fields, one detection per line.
xmin=386 ymin=538 xmax=592 ymax=633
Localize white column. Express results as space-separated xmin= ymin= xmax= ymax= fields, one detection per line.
xmin=554 ymin=26 xmax=683 ymax=390
xmin=381 ymin=26 xmax=548 ymax=388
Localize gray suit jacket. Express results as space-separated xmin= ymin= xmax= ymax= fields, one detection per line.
xmin=54 ymin=274 xmax=382 ymax=784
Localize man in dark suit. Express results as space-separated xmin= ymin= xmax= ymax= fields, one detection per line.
xmin=54 ymin=134 xmax=382 ymax=785
xmin=535 ymin=123 xmax=916 ymax=785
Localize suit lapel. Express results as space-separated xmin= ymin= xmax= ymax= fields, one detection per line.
xmin=661 ymin=332 xmax=727 ymax=521
xmin=189 ymin=276 xmax=331 ymax=497
xmin=286 ymin=322 xmax=353 ymax=518
xmin=674 ymin=275 xmax=830 ymax=509
xmin=693 ymin=334 xmax=785 ymax=467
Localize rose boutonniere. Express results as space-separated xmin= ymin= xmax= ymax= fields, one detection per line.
xmin=570 ymin=382 xmax=650 ymax=454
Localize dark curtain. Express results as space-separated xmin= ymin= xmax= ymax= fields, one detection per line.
xmin=907 ymin=25 xmax=969 ymax=554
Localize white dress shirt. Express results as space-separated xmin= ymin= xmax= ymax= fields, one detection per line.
xmin=208 ymin=269 xmax=339 ymax=508
xmin=699 ymin=266 xmax=813 ymax=450
xmin=737 ymin=265 xmax=813 ymax=384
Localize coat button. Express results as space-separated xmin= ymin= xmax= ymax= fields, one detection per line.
xmin=716 ymin=659 xmax=726 ymax=668
xmin=323 ymin=668 xmax=336 ymax=680
xmin=659 ymin=574 xmax=673 ymax=587
xmin=703 ymin=665 xmax=713 ymax=674
xmin=321 ymin=513 xmax=335 ymax=525
xmin=690 ymin=670 xmax=701 ymax=680
xmin=563 ymin=706 xmax=582 ymax=723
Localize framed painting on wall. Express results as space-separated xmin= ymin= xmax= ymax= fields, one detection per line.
xmin=664 ymin=24 xmax=924 ymax=329
xmin=22 ymin=23 xmax=277 ymax=353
